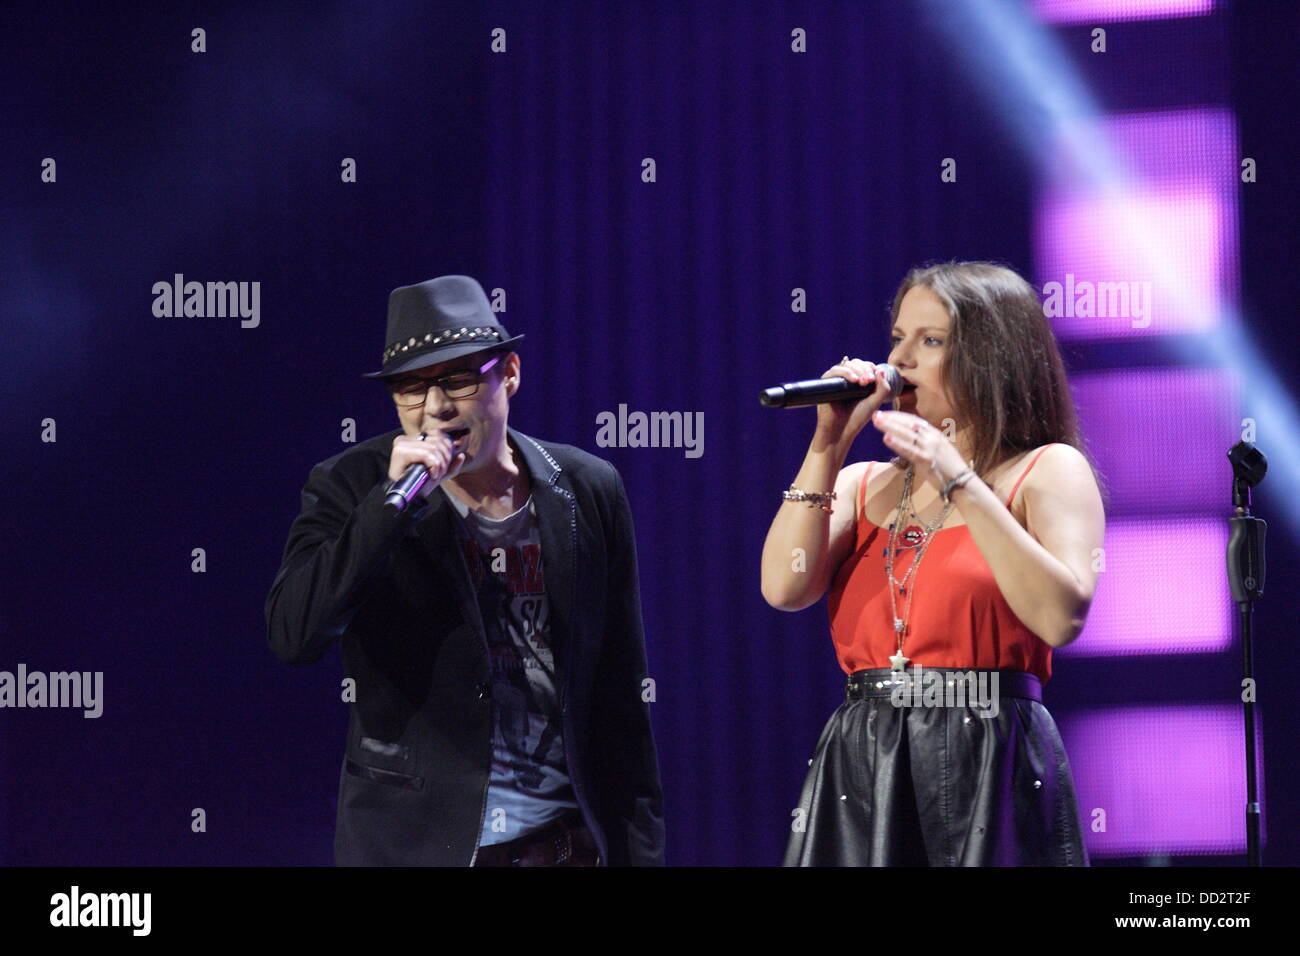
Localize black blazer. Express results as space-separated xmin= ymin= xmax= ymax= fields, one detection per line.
xmin=264 ymin=425 xmax=665 ymax=865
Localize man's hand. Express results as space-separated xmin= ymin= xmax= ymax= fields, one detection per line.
xmin=388 ymin=431 xmax=466 ymax=498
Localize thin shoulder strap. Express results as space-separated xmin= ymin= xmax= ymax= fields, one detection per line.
xmin=1005 ymin=444 xmax=1059 ymax=508
xmin=857 ymin=462 xmax=874 ymax=521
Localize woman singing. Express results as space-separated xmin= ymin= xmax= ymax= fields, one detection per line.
xmin=762 ymin=261 xmax=1105 ymax=866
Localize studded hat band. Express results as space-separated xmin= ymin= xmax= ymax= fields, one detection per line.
xmin=381 ymin=326 xmax=505 ymax=366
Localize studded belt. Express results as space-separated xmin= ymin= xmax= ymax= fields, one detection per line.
xmin=845 ymin=667 xmax=1043 ymax=704
xmin=472 ymin=809 xmax=598 ymax=867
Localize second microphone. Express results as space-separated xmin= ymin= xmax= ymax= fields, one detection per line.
xmin=760 ymin=363 xmax=905 ymax=408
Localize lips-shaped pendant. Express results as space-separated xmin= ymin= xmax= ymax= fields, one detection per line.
xmin=897 ymin=524 xmax=926 ymax=548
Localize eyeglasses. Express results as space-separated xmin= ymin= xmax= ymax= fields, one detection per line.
xmin=387 ymin=354 xmax=502 ymax=406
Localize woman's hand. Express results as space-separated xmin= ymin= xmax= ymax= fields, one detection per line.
xmin=870 ymin=408 xmax=970 ymax=491
xmin=814 ymin=358 xmax=894 ymax=449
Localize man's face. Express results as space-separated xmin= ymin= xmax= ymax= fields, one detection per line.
xmin=387 ymin=350 xmax=520 ymax=473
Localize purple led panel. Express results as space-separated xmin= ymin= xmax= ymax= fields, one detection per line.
xmin=1059 ymin=704 xmax=1264 ymax=857
xmin=1071 ymin=366 xmax=1242 ymax=514
xmin=1059 ymin=515 xmax=1232 ymax=657
xmin=1032 ymin=0 xmax=1215 ymax=25
xmin=1034 ymin=109 xmax=1238 ymax=339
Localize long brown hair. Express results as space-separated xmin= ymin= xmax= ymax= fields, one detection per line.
xmin=885 ymin=260 xmax=1108 ymax=504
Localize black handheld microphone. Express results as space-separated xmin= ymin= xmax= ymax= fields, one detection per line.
xmin=383 ymin=465 xmax=431 ymax=515
xmin=382 ymin=435 xmax=466 ymax=515
xmin=760 ymin=363 xmax=904 ymax=408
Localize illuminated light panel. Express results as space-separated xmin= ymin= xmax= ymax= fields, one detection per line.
xmin=1071 ymin=366 xmax=1241 ymax=514
xmin=1061 ymin=517 xmax=1232 ymax=657
xmin=1060 ymin=704 xmax=1263 ymax=857
xmin=1035 ymin=108 xmax=1238 ymax=339
xmin=1037 ymin=189 xmax=1223 ymax=337
xmin=1032 ymin=0 xmax=1215 ymax=24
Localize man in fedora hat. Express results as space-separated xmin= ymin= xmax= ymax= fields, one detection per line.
xmin=264 ymin=275 xmax=664 ymax=866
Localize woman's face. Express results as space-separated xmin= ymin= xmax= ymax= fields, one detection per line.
xmin=887 ymin=284 xmax=956 ymax=429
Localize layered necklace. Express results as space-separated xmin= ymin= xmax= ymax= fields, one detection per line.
xmin=883 ymin=463 xmax=956 ymax=671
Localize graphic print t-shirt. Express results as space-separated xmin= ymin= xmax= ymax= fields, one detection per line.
xmin=441 ymin=487 xmax=578 ymax=846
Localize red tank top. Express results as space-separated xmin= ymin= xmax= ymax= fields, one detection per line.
xmin=827 ymin=445 xmax=1060 ymax=683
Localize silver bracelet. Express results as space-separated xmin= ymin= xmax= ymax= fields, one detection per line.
xmin=782 ymin=487 xmax=836 ymax=513
xmin=939 ymin=468 xmax=975 ymax=504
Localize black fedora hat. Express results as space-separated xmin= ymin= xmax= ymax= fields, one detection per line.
xmin=360 ymin=275 xmax=524 ymax=379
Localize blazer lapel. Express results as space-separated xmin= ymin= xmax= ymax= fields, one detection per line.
xmin=509 ymin=428 xmax=577 ymax=704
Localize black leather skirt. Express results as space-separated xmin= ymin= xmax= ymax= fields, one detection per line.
xmin=784 ymin=667 xmax=1089 ymax=866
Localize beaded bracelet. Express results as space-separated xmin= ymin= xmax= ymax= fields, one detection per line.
xmin=782 ymin=487 xmax=836 ymax=513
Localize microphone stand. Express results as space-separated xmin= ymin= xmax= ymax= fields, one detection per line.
xmin=1225 ymin=440 xmax=1267 ymax=866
